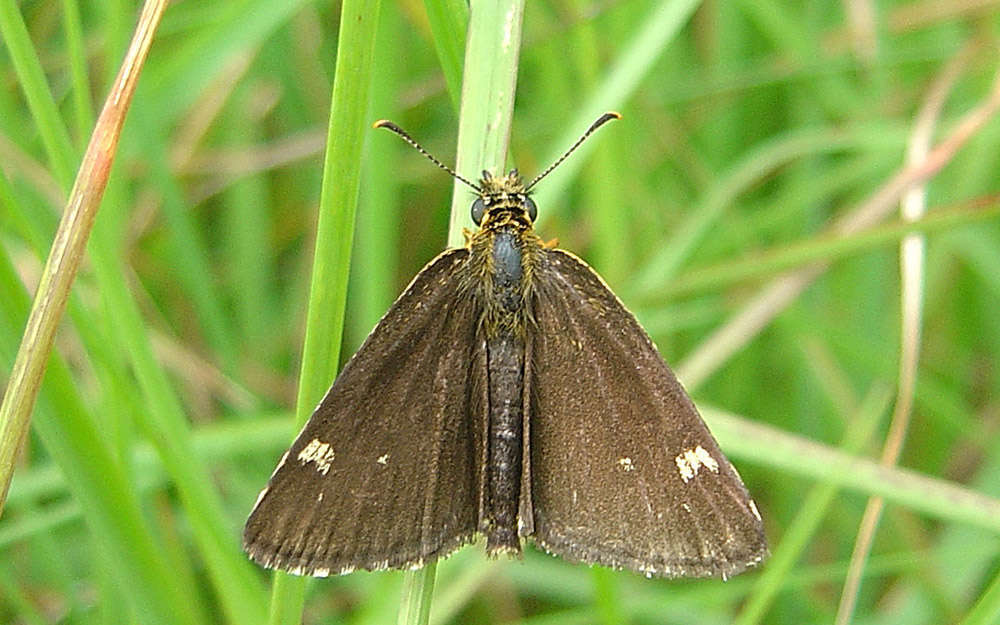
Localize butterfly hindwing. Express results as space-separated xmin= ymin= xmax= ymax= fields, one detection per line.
xmin=242 ymin=249 xmax=486 ymax=576
xmin=527 ymin=249 xmax=767 ymax=578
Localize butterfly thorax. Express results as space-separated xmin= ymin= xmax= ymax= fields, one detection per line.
xmin=464 ymin=170 xmax=543 ymax=339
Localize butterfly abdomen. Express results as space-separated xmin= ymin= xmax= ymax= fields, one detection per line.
xmin=477 ymin=225 xmax=529 ymax=556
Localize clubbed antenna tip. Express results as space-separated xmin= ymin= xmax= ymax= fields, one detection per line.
xmin=525 ymin=112 xmax=622 ymax=191
xmin=372 ymin=120 xmax=481 ymax=192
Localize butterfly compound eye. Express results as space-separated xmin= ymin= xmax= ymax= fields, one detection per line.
xmin=523 ymin=196 xmax=537 ymax=221
xmin=471 ymin=197 xmax=486 ymax=225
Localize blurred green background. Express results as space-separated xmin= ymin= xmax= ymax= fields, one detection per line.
xmin=2 ymin=0 xmax=1000 ymax=623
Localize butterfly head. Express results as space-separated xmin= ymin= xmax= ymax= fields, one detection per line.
xmin=471 ymin=169 xmax=537 ymax=227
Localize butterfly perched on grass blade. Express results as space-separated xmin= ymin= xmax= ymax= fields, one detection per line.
xmin=243 ymin=113 xmax=768 ymax=579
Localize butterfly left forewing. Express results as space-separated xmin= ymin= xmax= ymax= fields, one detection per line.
xmin=526 ymin=249 xmax=767 ymax=578
xmin=243 ymin=249 xmax=486 ymax=576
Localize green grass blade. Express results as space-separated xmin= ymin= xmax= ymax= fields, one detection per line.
xmin=399 ymin=560 xmax=438 ymax=625
xmin=222 ymin=98 xmax=274 ymax=353
xmin=447 ymin=0 xmax=526 ymax=244
xmin=706 ymin=406 xmax=1000 ymax=533
xmin=267 ymin=0 xmax=384 ymax=620
xmin=0 ymin=0 xmax=78 ymax=187
xmin=422 ymin=0 xmax=468 ymax=110
xmin=350 ymin=3 xmax=404 ymax=343
xmin=61 ymin=0 xmax=96 ymax=141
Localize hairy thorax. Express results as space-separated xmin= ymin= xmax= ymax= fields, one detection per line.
xmin=463 ymin=194 xmax=543 ymax=337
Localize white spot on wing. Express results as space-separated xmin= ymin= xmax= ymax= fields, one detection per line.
xmin=298 ymin=438 xmax=336 ymax=475
xmin=617 ymin=457 xmax=635 ymax=472
xmin=749 ymin=499 xmax=761 ymax=520
xmin=377 ymin=453 xmax=389 ymax=465
xmin=694 ymin=446 xmax=719 ymax=472
xmin=675 ymin=454 xmax=694 ymax=481
xmin=674 ymin=445 xmax=720 ymax=483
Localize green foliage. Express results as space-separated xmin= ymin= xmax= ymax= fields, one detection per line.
xmin=2 ymin=1 xmax=1000 ymax=623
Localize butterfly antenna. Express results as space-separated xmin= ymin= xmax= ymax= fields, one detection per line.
xmin=373 ymin=120 xmax=481 ymax=192
xmin=525 ymin=112 xmax=621 ymax=191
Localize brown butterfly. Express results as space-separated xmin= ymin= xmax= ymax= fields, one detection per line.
xmin=243 ymin=113 xmax=767 ymax=579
